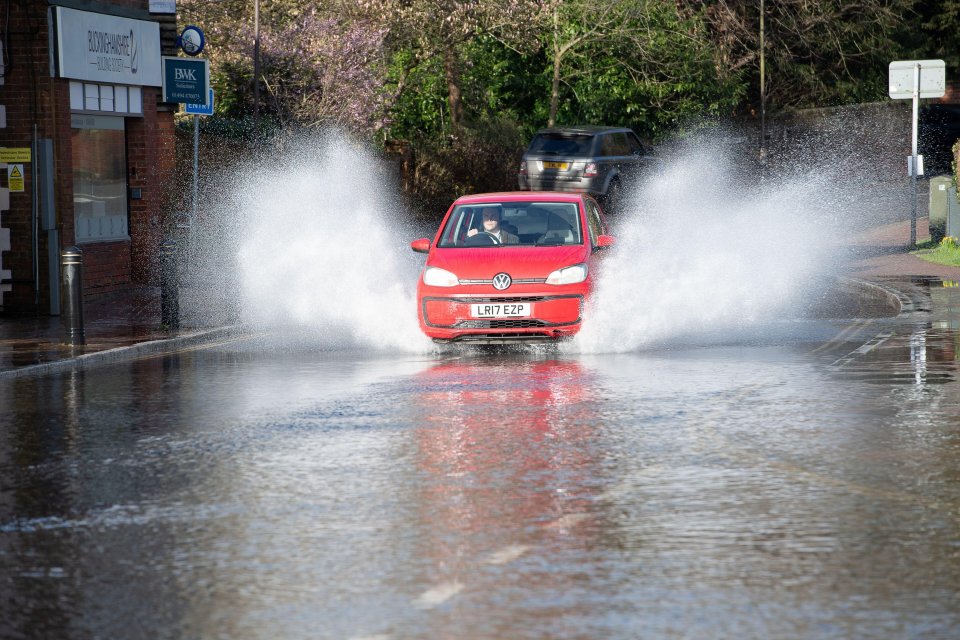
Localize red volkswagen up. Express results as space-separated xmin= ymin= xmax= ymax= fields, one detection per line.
xmin=410 ymin=192 xmax=615 ymax=344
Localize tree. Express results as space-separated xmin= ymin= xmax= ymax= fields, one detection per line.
xmin=259 ymin=10 xmax=388 ymax=131
xmin=177 ymin=0 xmax=390 ymax=132
xmin=538 ymin=1 xmax=742 ymax=132
xmin=680 ymin=0 xmax=914 ymax=111
xmin=912 ymin=1 xmax=960 ymax=73
xmin=358 ymin=0 xmax=546 ymax=133
xmin=541 ymin=0 xmax=637 ymax=126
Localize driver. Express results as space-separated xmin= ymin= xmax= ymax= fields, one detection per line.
xmin=467 ymin=206 xmax=518 ymax=244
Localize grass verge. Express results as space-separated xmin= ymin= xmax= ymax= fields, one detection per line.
xmin=913 ymin=237 xmax=960 ymax=267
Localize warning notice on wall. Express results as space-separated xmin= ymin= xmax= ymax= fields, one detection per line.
xmin=8 ymin=164 xmax=24 ymax=192
xmin=0 ymin=148 xmax=31 ymax=163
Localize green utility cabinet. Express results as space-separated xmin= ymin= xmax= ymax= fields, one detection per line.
xmin=929 ymin=176 xmax=952 ymax=243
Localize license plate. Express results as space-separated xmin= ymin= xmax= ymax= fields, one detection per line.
xmin=470 ymin=303 xmax=531 ymax=318
xmin=542 ymin=161 xmax=568 ymax=170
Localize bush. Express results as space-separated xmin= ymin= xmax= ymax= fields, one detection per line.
xmin=390 ymin=118 xmax=528 ymax=220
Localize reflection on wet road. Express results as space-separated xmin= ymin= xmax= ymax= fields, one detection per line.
xmin=2 ymin=288 xmax=960 ymax=639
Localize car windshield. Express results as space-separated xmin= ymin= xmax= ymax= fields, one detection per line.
xmin=527 ymin=133 xmax=595 ymax=155
xmin=437 ymin=202 xmax=584 ymax=248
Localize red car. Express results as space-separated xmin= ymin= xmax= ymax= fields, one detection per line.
xmin=410 ymin=191 xmax=615 ymax=344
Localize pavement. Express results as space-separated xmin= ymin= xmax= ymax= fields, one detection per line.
xmin=841 ymin=215 xmax=960 ymax=280
xmin=0 ymin=285 xmax=240 ymax=379
xmin=1 ymin=215 xmax=959 ymax=379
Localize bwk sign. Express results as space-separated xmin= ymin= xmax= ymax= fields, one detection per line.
xmin=161 ymin=56 xmax=210 ymax=104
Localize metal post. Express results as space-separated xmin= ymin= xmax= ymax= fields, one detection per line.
xmin=60 ymin=247 xmax=85 ymax=345
xmin=160 ymin=238 xmax=180 ymax=330
xmin=911 ymin=62 xmax=920 ymax=246
xmin=759 ymin=0 xmax=766 ymax=166
xmin=32 ymin=126 xmax=39 ymax=307
xmin=253 ymin=0 xmax=260 ymax=118
xmin=192 ymin=114 xmax=199 ymax=223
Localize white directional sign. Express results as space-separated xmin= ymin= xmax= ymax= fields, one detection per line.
xmin=889 ymin=60 xmax=945 ymax=99
xmin=888 ymin=58 xmax=947 ymax=245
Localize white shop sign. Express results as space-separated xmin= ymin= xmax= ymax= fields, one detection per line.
xmin=51 ymin=6 xmax=162 ymax=87
xmin=149 ymin=1 xmax=176 ymax=14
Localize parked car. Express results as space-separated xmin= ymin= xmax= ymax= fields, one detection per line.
xmin=410 ymin=191 xmax=615 ymax=344
xmin=517 ymin=126 xmax=656 ymax=209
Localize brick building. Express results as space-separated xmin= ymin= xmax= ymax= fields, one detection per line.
xmin=0 ymin=0 xmax=178 ymax=314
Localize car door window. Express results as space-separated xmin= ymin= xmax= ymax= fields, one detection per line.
xmin=602 ymin=133 xmax=630 ymax=157
xmin=600 ymin=134 xmax=618 ymax=157
xmin=626 ymin=132 xmax=645 ymax=155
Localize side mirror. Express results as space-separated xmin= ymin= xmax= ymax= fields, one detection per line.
xmin=594 ymin=235 xmax=615 ymax=252
xmin=410 ymin=238 xmax=431 ymax=254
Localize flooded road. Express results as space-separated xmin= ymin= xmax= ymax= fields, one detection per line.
xmin=2 ymin=284 xmax=960 ymax=639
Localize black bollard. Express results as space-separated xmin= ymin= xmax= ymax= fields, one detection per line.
xmin=60 ymin=246 xmax=85 ymax=345
xmin=160 ymin=238 xmax=180 ymax=330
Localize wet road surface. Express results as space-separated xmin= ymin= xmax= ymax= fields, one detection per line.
xmin=2 ymin=284 xmax=960 ymax=639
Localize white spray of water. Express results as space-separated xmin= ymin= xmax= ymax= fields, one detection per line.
xmin=572 ymin=138 xmax=846 ymax=353
xmin=187 ymin=128 xmax=881 ymax=355
xmin=190 ymin=130 xmax=431 ymax=352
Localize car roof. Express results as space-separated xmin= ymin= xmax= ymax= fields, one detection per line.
xmin=453 ymin=191 xmax=586 ymax=205
xmin=533 ymin=125 xmax=632 ymax=135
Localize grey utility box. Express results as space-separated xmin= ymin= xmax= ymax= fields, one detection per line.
xmin=929 ymin=176 xmax=952 ymax=242
xmin=947 ymin=186 xmax=960 ymax=240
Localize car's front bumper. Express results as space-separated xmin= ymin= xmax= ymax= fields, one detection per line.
xmin=419 ymin=292 xmax=583 ymax=342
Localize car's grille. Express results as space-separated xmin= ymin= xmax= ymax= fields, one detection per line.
xmin=450 ymin=296 xmax=547 ymax=303
xmin=456 ymin=319 xmax=548 ymax=329
xmin=456 ymin=279 xmax=546 ymax=286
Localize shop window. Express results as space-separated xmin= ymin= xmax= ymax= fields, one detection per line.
xmin=69 ymin=81 xmax=142 ymax=116
xmin=71 ymin=115 xmax=128 ymax=243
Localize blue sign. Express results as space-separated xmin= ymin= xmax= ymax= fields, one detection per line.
xmin=162 ymin=56 xmax=209 ymax=104
xmin=185 ymin=89 xmax=215 ymax=116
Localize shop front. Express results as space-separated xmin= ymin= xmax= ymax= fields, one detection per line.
xmin=0 ymin=1 xmax=177 ymax=313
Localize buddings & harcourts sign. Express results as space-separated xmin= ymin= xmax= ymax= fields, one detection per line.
xmin=50 ymin=6 xmax=162 ymax=87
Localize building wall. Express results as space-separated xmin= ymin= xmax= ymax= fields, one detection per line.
xmin=0 ymin=0 xmax=177 ymax=313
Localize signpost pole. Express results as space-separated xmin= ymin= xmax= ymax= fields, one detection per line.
xmin=192 ymin=114 xmax=199 ymax=224
xmin=911 ymin=63 xmax=920 ymax=246
xmin=888 ymin=59 xmax=945 ymax=248
xmin=183 ymin=88 xmax=213 ymax=227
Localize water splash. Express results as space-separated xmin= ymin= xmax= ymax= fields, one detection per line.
xmin=572 ymin=135 xmax=848 ymax=354
xmin=184 ymin=126 xmax=893 ymax=355
xmin=185 ymin=130 xmax=431 ymax=353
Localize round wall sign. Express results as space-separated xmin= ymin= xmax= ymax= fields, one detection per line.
xmin=179 ymin=25 xmax=205 ymax=56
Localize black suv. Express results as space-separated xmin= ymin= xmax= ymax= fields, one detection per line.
xmin=517 ymin=126 xmax=655 ymax=208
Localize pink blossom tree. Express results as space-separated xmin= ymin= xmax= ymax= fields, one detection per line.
xmin=177 ymin=0 xmax=390 ymax=133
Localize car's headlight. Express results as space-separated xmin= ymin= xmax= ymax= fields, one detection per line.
xmin=423 ymin=267 xmax=459 ymax=287
xmin=545 ymin=263 xmax=588 ymax=285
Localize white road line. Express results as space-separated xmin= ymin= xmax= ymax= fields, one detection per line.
xmin=808 ymin=319 xmax=872 ymax=354
xmin=544 ymin=512 xmax=589 ymax=530
xmin=485 ymin=544 xmax=531 ymax=565
xmin=830 ymin=331 xmax=893 ymax=369
xmin=412 ymin=581 xmax=465 ymax=610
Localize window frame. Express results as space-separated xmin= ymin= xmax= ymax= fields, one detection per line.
xmin=71 ymin=114 xmax=130 ymax=244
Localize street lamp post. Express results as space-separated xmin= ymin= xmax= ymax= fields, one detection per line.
xmin=759 ymin=0 xmax=766 ymax=166
xmin=254 ymin=0 xmax=260 ymax=117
